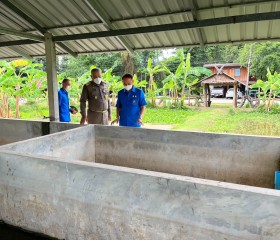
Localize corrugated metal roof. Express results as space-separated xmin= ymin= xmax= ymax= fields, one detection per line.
xmin=0 ymin=0 xmax=280 ymax=59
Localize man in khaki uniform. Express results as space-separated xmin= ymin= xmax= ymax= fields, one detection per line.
xmin=80 ymin=68 xmax=111 ymax=125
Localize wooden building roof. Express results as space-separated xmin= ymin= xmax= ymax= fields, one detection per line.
xmin=197 ymin=72 xmax=246 ymax=86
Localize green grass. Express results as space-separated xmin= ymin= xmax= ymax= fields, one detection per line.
xmin=140 ymin=107 xmax=196 ymax=124
xmin=173 ymin=108 xmax=280 ymax=136
xmin=9 ymin=98 xmax=280 ymax=136
xmin=10 ymin=98 xmax=49 ymax=120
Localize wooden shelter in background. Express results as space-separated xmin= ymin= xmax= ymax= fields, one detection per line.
xmin=196 ymin=71 xmax=245 ymax=108
xmin=204 ymin=63 xmax=248 ymax=84
xmin=204 ymin=63 xmax=257 ymax=86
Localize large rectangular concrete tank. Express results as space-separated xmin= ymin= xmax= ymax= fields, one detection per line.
xmin=0 ymin=125 xmax=280 ymax=239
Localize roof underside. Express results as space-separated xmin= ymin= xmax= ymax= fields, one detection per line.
xmin=0 ymin=0 xmax=280 ymax=59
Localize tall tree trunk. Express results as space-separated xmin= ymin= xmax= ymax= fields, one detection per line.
xmin=121 ymin=52 xmax=134 ymax=74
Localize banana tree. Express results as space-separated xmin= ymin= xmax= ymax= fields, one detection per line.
xmin=133 ymin=74 xmax=147 ymax=88
xmin=0 ymin=60 xmax=27 ymax=118
xmin=251 ymin=68 xmax=280 ymax=111
xmin=181 ymin=53 xmax=212 ymax=106
xmin=103 ymin=68 xmax=123 ymax=106
xmin=146 ymin=58 xmax=165 ymax=103
xmin=0 ymin=61 xmax=14 ymax=117
xmin=0 ymin=60 xmax=47 ymax=118
xmin=162 ymin=62 xmax=184 ymax=103
xmin=266 ymin=69 xmax=280 ymax=109
xmin=76 ymin=64 xmax=97 ymax=85
xmin=146 ymin=82 xmax=162 ymax=105
xmin=16 ymin=62 xmax=47 ymax=117
xmin=181 ymin=53 xmax=191 ymax=106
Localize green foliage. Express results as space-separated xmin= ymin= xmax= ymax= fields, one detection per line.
xmin=269 ymin=103 xmax=280 ymax=114
xmin=103 ymin=68 xmax=122 ymax=106
xmin=251 ymin=68 xmax=280 ymax=111
xmin=146 ymin=82 xmax=162 ymax=102
xmin=1 ymin=42 xmax=280 ymax=120
xmin=146 ymin=57 xmax=165 ymax=83
xmin=59 ymin=54 xmax=123 ymax=77
xmin=238 ymin=42 xmax=280 ymax=80
xmin=133 ymin=74 xmax=147 ymax=88
xmin=15 ymin=99 xmax=280 ymax=136
xmin=0 ymin=60 xmax=47 ymax=117
xmin=143 ymin=57 xmax=166 ymax=103
xmin=103 ymin=68 xmax=122 ymax=93
xmin=162 ymin=51 xmax=211 ymax=105
xmin=255 ymin=103 xmax=280 ymax=114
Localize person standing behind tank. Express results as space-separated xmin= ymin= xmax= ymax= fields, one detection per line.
xmin=80 ymin=68 xmax=111 ymax=125
xmin=58 ymin=78 xmax=72 ymax=122
xmin=111 ymin=73 xmax=147 ymax=127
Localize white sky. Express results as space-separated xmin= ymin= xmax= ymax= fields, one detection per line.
xmin=158 ymin=48 xmax=176 ymax=61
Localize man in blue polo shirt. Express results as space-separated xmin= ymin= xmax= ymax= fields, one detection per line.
xmin=112 ymin=73 xmax=147 ymax=127
xmin=58 ymin=78 xmax=72 ymax=122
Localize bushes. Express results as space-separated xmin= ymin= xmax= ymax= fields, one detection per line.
xmin=269 ymin=103 xmax=280 ymax=114
xmin=254 ymin=103 xmax=280 ymax=114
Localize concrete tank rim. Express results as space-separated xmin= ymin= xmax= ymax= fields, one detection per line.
xmin=97 ymin=125 xmax=280 ymax=139
xmin=0 ymin=117 xmax=79 ymax=124
xmin=1 ymin=148 xmax=280 ymax=197
xmin=1 ymin=118 xmax=279 ymax=139
xmin=0 ymin=124 xmax=89 ymax=150
xmin=0 ymin=117 xmax=47 ymax=123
